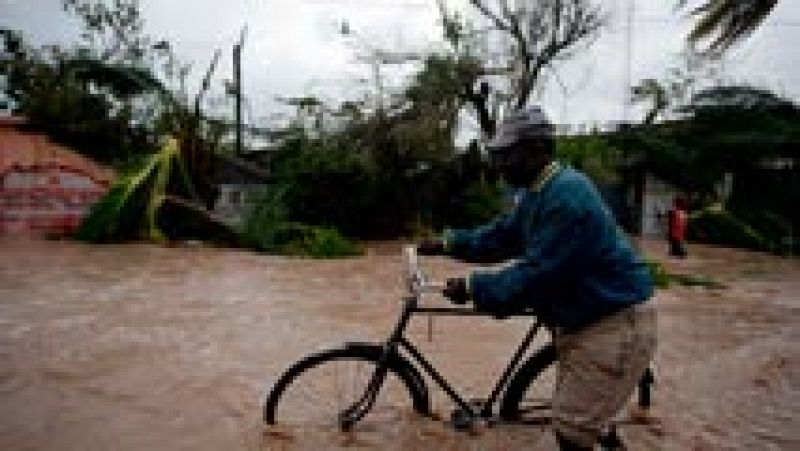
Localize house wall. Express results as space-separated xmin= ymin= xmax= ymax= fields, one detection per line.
xmin=641 ymin=173 xmax=680 ymax=237
xmin=213 ymin=184 xmax=266 ymax=226
xmin=0 ymin=120 xmax=114 ymax=236
xmin=1 ymin=166 xmax=108 ymax=235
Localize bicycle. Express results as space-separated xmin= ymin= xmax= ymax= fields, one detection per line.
xmin=263 ymin=246 xmax=653 ymax=432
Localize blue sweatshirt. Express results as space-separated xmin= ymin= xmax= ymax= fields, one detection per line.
xmin=444 ymin=162 xmax=653 ymax=331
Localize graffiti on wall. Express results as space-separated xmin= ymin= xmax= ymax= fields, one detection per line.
xmin=1 ymin=164 xmax=110 ymax=235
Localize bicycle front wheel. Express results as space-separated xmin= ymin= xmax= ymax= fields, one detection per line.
xmin=499 ymin=344 xmax=558 ymax=423
xmin=264 ymin=343 xmax=429 ymax=431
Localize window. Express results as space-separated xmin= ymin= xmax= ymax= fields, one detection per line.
xmin=229 ymin=190 xmax=242 ymax=205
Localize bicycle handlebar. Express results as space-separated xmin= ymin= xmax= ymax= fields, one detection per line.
xmin=404 ymin=246 xmax=541 ymax=316
xmin=404 ymin=246 xmax=445 ymax=296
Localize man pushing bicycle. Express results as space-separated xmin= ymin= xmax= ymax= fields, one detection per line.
xmin=418 ymin=106 xmax=656 ymax=450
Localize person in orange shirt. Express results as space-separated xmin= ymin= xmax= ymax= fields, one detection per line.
xmin=667 ymin=196 xmax=688 ymax=257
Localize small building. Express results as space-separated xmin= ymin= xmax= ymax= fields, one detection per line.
xmin=0 ymin=74 xmax=16 ymax=116
xmin=638 ymin=172 xmax=681 ymax=237
xmin=0 ymin=117 xmax=115 ymax=236
xmin=616 ymin=156 xmax=684 ymax=237
xmin=212 ymin=153 xmax=271 ymax=226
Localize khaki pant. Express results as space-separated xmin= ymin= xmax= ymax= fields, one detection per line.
xmin=552 ymin=302 xmax=657 ymax=448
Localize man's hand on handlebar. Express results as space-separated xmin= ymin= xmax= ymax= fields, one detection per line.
xmin=417 ymin=238 xmax=445 ymax=256
xmin=443 ymin=277 xmax=469 ymax=305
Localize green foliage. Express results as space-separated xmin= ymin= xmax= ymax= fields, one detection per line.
xmin=75 ymin=139 xmax=203 ymax=242
xmin=688 ymin=208 xmax=769 ymax=251
xmin=2 ymin=0 xmax=216 ymax=171
xmin=239 ymin=188 xmax=360 ymax=258
xmin=238 ymin=187 xmax=291 ymax=252
xmin=645 ymin=260 xmax=671 ymax=289
xmin=447 ymin=176 xmax=506 ymax=228
xmin=689 ymin=206 xmax=796 ymax=255
xmin=260 ymin=53 xmax=498 ymax=239
xmin=281 ymin=226 xmax=361 ymax=258
xmin=405 ymin=54 xmax=480 ymax=114
xmin=556 ymin=133 xmax=623 ymax=185
xmin=268 ymin=135 xmax=377 ymax=237
xmin=1 ymin=26 xmax=171 ymax=167
xmin=74 ymin=177 xmax=145 ymax=242
xmin=668 ymin=273 xmax=725 ymax=289
xmin=665 ymin=93 xmax=800 ymax=255
xmin=645 ymin=259 xmax=725 ymax=289
xmin=618 ymin=84 xmax=799 ymax=223
xmin=249 ymin=115 xmax=507 ymax=241
xmin=730 ymin=210 xmax=797 ymax=255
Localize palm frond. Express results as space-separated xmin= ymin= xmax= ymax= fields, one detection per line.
xmin=684 ymin=0 xmax=779 ymax=52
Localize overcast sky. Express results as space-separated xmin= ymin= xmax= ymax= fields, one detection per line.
xmin=3 ymin=0 xmax=799 ymax=134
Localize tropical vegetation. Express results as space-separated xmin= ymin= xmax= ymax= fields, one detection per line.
xmin=1 ymin=0 xmax=795 ymax=257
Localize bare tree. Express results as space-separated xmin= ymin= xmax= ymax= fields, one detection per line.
xmin=437 ymin=0 xmax=604 ymax=136
xmin=468 ymin=0 xmax=604 ymax=109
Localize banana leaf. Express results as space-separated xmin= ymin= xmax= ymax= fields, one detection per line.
xmin=75 ymin=138 xmax=213 ymax=243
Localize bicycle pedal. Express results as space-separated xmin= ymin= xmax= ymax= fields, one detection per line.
xmin=449 ymin=408 xmax=475 ymax=431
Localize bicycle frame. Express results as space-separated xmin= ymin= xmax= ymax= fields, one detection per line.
xmin=339 ymin=248 xmax=546 ymax=429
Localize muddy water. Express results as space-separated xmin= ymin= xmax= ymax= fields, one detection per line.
xmin=0 ymin=237 xmax=797 ymax=450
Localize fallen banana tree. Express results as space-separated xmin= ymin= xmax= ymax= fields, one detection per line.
xmin=75 ymin=138 xmax=239 ymax=244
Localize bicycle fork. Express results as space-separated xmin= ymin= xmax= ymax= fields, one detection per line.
xmin=338 ymin=297 xmax=417 ymax=430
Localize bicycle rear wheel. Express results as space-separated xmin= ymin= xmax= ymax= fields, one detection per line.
xmin=264 ymin=343 xmax=429 ymax=431
xmin=499 ymin=344 xmax=557 ymax=423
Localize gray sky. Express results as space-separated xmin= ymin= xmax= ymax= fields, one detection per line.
xmin=2 ymin=0 xmax=799 ymax=133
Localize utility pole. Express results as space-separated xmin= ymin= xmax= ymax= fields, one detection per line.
xmin=623 ymin=0 xmax=634 ymax=125
xmin=233 ymin=26 xmax=248 ymax=157
xmin=233 ymin=43 xmax=241 ymax=156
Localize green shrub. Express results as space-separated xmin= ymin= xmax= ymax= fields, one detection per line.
xmin=556 ymin=134 xmax=623 ymax=185
xmin=239 ymin=187 xmax=290 ymax=252
xmin=668 ymin=273 xmax=725 ymax=289
xmin=688 ymin=209 xmax=769 ymax=251
xmin=449 ymin=177 xmax=506 ymax=228
xmin=268 ymin=137 xmax=380 ymax=238
xmin=239 ymin=187 xmax=360 ymax=258
xmin=732 ymin=210 xmax=795 ymax=254
xmin=281 ymin=225 xmax=361 ymax=258
xmin=645 ymin=259 xmax=671 ymax=289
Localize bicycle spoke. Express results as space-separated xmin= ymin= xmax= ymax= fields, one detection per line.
xmin=269 ymin=353 xmax=412 ymax=429
xmin=516 ymin=362 xmax=557 ymax=422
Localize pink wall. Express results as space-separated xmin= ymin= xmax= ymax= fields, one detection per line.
xmin=0 ymin=118 xmax=114 ymax=236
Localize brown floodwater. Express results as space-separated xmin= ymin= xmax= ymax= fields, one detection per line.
xmin=0 ymin=237 xmax=797 ymax=450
